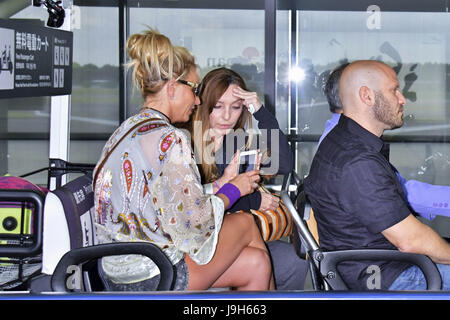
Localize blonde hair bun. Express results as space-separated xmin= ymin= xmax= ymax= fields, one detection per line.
xmin=126 ymin=27 xmax=196 ymax=97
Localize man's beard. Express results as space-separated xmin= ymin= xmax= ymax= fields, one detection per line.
xmin=373 ymin=91 xmax=403 ymax=130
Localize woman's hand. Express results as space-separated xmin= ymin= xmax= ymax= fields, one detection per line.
xmin=218 ymin=150 xmax=240 ymax=187
xmin=218 ymin=149 xmax=261 ymax=182
xmin=258 ymin=191 xmax=280 ymax=212
xmin=229 ymin=170 xmax=260 ymax=197
xmin=232 ymin=86 xmax=262 ymax=114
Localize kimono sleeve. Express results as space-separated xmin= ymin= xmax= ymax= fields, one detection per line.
xmin=149 ymin=131 xmax=225 ymax=265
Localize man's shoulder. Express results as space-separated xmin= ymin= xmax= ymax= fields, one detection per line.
xmin=319 ymin=128 xmax=372 ymax=165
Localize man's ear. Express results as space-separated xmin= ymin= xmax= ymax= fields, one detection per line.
xmin=359 ymin=86 xmax=375 ymax=107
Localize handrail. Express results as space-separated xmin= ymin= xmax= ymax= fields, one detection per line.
xmin=280 ymin=172 xmax=319 ymax=252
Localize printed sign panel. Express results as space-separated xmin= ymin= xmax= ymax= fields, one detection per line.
xmin=0 ymin=27 xmax=15 ymax=90
xmin=0 ymin=19 xmax=72 ymax=99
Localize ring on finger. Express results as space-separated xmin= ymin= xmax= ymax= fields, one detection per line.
xmin=247 ymin=103 xmax=255 ymax=114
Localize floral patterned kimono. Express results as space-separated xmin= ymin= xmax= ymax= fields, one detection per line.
xmin=93 ymin=109 xmax=225 ymax=284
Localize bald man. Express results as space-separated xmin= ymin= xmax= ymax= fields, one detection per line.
xmin=305 ymin=60 xmax=450 ymax=290
xmin=319 ymin=62 xmax=450 ymax=221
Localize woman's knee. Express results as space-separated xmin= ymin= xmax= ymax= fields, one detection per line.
xmin=245 ymin=247 xmax=272 ymax=278
xmin=226 ymin=212 xmax=267 ymax=251
xmin=227 ymin=211 xmax=259 ymax=233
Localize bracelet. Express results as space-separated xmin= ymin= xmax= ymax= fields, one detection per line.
xmin=216 ymin=183 xmax=241 ymax=209
xmin=213 ymin=180 xmax=221 ymax=190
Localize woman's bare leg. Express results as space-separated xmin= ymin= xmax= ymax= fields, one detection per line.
xmin=185 ymin=212 xmax=274 ymax=290
xmin=209 ymin=246 xmax=275 ymax=290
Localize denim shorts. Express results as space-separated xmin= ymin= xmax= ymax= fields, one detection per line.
xmin=99 ymin=258 xmax=189 ymax=291
xmin=389 ymin=263 xmax=450 ymax=291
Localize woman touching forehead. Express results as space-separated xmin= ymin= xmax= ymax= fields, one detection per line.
xmin=209 ymin=84 xmax=245 ymax=137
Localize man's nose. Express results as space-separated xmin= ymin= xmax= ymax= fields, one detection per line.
xmin=397 ymin=90 xmax=406 ymax=105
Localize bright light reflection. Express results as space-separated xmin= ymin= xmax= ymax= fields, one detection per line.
xmin=289 ymin=67 xmax=306 ymax=82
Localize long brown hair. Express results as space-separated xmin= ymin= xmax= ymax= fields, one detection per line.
xmin=190 ymin=67 xmax=253 ymax=183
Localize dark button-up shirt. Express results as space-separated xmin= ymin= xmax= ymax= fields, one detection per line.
xmin=304 ymin=114 xmax=411 ymax=290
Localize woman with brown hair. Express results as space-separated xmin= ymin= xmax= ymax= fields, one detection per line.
xmin=93 ymin=28 xmax=274 ymax=291
xmin=188 ymin=67 xmax=307 ymax=290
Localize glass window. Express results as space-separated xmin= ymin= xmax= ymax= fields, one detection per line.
xmin=70 ymin=5 xmax=119 ymax=164
xmin=1 ymin=4 xmax=119 ymax=184
xmin=127 ymin=7 xmax=265 ymax=117
xmin=0 ymin=6 xmax=51 ymax=186
xmin=278 ymin=6 xmax=450 ymax=237
xmin=284 ymin=9 xmax=450 ymax=185
xmin=275 ymin=10 xmax=290 ymax=134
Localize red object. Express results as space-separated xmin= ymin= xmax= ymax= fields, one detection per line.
xmin=0 ymin=176 xmax=48 ymax=195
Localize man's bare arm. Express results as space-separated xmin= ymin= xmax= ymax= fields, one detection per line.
xmin=382 ymin=214 xmax=450 ymax=264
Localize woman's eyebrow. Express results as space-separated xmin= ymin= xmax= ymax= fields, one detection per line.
xmin=216 ymin=98 xmax=243 ymax=105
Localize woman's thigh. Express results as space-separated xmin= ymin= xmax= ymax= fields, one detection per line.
xmin=185 ymin=212 xmax=268 ymax=290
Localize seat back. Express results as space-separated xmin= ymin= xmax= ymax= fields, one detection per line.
xmin=41 ymin=174 xmax=96 ymax=276
xmin=51 ymin=242 xmax=174 ymax=292
xmin=39 ymin=173 xmax=175 ymax=292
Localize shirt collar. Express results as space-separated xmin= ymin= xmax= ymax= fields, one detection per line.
xmin=330 ymin=112 xmax=341 ymax=124
xmin=339 ymin=114 xmax=388 ymax=156
xmin=148 ymin=108 xmax=172 ymax=123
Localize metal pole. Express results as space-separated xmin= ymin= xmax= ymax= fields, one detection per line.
xmin=48 ymin=1 xmax=73 ymax=189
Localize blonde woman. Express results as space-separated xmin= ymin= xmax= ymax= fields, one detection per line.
xmin=93 ymin=29 xmax=274 ymax=291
